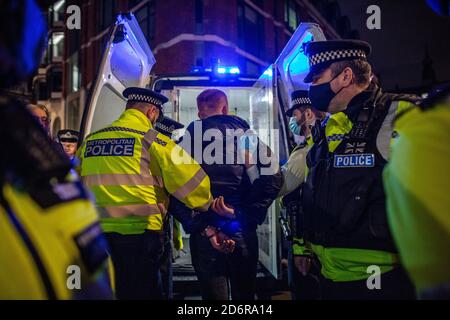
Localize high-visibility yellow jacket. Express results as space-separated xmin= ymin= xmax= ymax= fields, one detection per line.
xmin=77 ymin=108 xmax=212 ymax=235
xmin=384 ymin=101 xmax=450 ymax=294
xmin=0 ymin=180 xmax=111 ymax=299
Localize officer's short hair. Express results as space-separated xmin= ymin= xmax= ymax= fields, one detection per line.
xmin=197 ymin=89 xmax=228 ymax=110
xmin=296 ymin=105 xmax=327 ymax=121
xmin=329 ymin=60 xmax=372 ymax=86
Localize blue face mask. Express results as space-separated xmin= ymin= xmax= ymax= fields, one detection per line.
xmin=289 ymin=117 xmax=305 ymax=136
xmin=308 ymin=71 xmax=347 ymax=112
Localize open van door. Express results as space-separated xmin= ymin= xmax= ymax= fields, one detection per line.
xmin=249 ymin=23 xmax=326 ymax=279
xmin=275 ymin=23 xmax=326 ymax=115
xmin=80 ymin=13 xmax=155 ymax=139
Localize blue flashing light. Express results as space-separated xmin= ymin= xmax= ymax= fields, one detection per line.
xmin=215 ymin=66 xmax=240 ymax=75
xmin=229 ymin=67 xmax=240 ymax=74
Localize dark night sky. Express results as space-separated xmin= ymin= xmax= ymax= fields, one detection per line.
xmin=337 ymin=0 xmax=450 ymax=91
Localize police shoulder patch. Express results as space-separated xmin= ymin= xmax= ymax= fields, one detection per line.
xmin=334 ymin=153 xmax=375 ymax=168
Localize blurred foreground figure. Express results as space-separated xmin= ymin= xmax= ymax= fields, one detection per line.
xmin=0 ymin=0 xmax=112 ymax=299
xmin=383 ymin=84 xmax=450 ymax=299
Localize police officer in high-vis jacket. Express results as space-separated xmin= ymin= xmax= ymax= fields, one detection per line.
xmin=0 ymin=0 xmax=112 ymax=300
xmin=77 ymin=87 xmax=213 ymax=299
xmin=298 ymin=40 xmax=420 ymax=299
xmin=384 ymin=84 xmax=450 ymax=299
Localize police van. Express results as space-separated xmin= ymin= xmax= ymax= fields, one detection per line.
xmin=80 ymin=12 xmax=326 ymax=295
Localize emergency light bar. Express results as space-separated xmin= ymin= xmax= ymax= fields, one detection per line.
xmin=216 ymin=66 xmax=240 ymax=75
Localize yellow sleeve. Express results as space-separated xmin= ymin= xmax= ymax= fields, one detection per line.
xmin=172 ymin=219 xmax=184 ymax=251
xmin=150 ymin=132 xmax=213 ymax=211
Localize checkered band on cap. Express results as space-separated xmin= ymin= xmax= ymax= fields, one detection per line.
xmin=309 ymin=49 xmax=367 ymax=67
xmin=155 ymin=122 xmax=175 ymax=133
xmin=127 ymin=93 xmax=163 ymax=106
xmin=292 ymin=97 xmax=312 ymax=106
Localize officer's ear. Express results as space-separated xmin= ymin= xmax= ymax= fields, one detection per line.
xmin=146 ymin=105 xmax=157 ymax=122
xmin=341 ymin=67 xmax=354 ymax=85
xmin=305 ymin=108 xmax=314 ymax=121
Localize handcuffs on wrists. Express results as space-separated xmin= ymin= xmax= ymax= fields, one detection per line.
xmin=202 ymin=226 xmax=218 ymax=238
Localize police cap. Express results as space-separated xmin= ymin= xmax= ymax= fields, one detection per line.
xmin=122 ymin=87 xmax=169 ymax=108
xmin=57 ymin=129 xmax=79 ymax=143
xmin=286 ymin=90 xmax=312 ymax=117
xmin=303 ymin=40 xmax=372 ymax=83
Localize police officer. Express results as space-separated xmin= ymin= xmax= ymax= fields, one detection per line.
xmin=154 ymin=116 xmax=185 ymax=300
xmin=299 ymin=40 xmax=419 ymax=299
xmin=57 ymin=129 xmax=79 ymax=160
xmin=384 ymin=84 xmax=450 ymax=299
xmin=0 ymin=0 xmax=112 ymax=299
xmin=77 ymin=87 xmax=214 ymax=300
xmin=279 ymin=90 xmax=325 ymax=300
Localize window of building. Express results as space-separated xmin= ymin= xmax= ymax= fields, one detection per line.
xmin=237 ymin=2 xmax=265 ymax=60
xmin=67 ymin=97 xmax=81 ymax=131
xmin=128 ymin=0 xmax=142 ymax=9
xmin=48 ymin=67 xmax=62 ymax=93
xmin=33 ymin=78 xmax=49 ymax=101
xmin=100 ymin=0 xmax=115 ymax=31
xmin=52 ymin=117 xmax=62 ymax=139
xmin=250 ymin=0 xmax=264 ymax=9
xmin=285 ymin=0 xmax=300 ymax=31
xmin=68 ymin=52 xmax=80 ymax=93
xmin=135 ymin=1 xmax=156 ymax=44
xmin=52 ymin=0 xmax=65 ymax=25
xmin=51 ymin=32 xmax=64 ymax=62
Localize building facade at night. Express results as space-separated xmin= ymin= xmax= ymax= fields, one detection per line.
xmin=33 ymin=0 xmax=358 ymax=135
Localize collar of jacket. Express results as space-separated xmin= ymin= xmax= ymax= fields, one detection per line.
xmin=344 ymin=83 xmax=382 ymax=122
xmin=117 ymin=108 xmax=154 ymax=131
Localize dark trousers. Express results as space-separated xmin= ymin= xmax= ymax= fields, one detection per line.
xmin=319 ymin=266 xmax=416 ymax=300
xmin=159 ymin=240 xmax=173 ymax=299
xmin=190 ymin=230 xmax=259 ymax=300
xmin=105 ymin=230 xmax=164 ymax=300
xmin=288 ymin=251 xmax=321 ymax=300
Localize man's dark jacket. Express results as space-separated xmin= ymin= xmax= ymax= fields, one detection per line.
xmin=169 ymin=114 xmax=283 ymax=235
